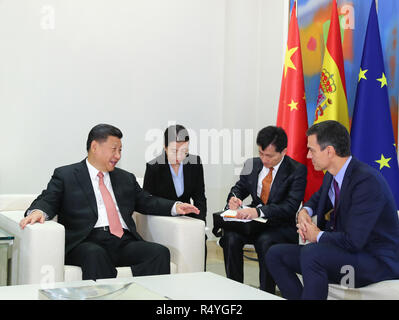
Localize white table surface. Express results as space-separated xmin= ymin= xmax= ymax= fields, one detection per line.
xmin=0 ymin=280 xmax=96 ymax=300
xmin=98 ymin=272 xmax=283 ymax=300
xmin=0 ymin=272 xmax=283 ymax=300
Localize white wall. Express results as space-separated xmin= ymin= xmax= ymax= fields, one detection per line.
xmin=0 ymin=0 xmax=287 ymax=235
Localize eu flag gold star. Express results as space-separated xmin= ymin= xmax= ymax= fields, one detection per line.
xmin=358 ymin=68 xmax=368 ymax=82
xmin=288 ymin=99 xmax=298 ymax=111
xmin=377 ymin=73 xmax=388 ymax=88
xmin=284 ymin=46 xmax=298 ymax=77
xmin=375 ymin=154 xmax=391 ymax=170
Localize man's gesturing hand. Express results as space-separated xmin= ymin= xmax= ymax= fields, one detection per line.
xmin=176 ymin=203 xmax=200 ymax=215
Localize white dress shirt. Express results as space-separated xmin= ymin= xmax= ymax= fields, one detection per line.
xmin=169 ymin=162 xmax=184 ymax=197
xmin=86 ymin=159 xmax=129 ymax=230
xmin=28 ymin=159 xmax=179 ymax=221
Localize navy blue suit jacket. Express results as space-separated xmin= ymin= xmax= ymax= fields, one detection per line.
xmin=305 ymin=157 xmax=399 ymax=278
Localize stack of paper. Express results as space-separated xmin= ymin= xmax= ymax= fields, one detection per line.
xmin=220 ymin=210 xmax=267 ymax=224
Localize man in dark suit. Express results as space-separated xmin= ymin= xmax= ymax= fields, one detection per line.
xmin=19 ymin=124 xmax=199 ymax=280
xmin=266 ymin=120 xmax=399 ymax=300
xmin=222 ymin=126 xmax=307 ymax=294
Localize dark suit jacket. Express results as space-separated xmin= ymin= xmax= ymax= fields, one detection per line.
xmin=143 ymin=152 xmax=207 ymax=222
xmin=227 ymin=155 xmax=307 ymax=229
xmin=25 ymin=159 xmax=176 ymax=255
xmin=305 ymin=157 xmax=399 ymax=278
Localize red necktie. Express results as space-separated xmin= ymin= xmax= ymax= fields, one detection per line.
xmin=260 ymin=167 xmax=274 ymax=204
xmin=97 ymin=172 xmax=124 ymax=238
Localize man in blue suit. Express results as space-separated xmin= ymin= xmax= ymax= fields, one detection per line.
xmin=266 ymin=120 xmax=399 ymax=300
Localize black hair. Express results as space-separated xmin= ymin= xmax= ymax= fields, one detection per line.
xmin=86 ymin=124 xmax=123 ymax=152
xmin=256 ymin=126 xmax=287 ymax=152
xmin=306 ymin=120 xmax=351 ymax=157
xmin=164 ymin=124 xmax=189 ymax=147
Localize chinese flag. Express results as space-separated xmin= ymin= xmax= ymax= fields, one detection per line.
xmin=277 ymin=1 xmax=323 ymax=202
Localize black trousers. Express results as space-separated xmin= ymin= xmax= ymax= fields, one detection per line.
xmin=220 ymin=225 xmax=297 ymax=294
xmin=65 ymin=227 xmax=170 ymax=280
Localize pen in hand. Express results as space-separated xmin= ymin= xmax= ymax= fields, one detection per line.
xmin=232 ymin=192 xmax=243 ymax=209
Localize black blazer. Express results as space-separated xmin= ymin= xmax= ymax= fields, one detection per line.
xmin=143 ymin=152 xmax=207 ymax=222
xmin=25 ymin=159 xmax=176 ymax=255
xmin=227 ymin=155 xmax=307 ymax=228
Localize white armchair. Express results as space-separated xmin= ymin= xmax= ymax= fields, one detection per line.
xmin=0 ymin=194 xmax=205 ymax=285
xmin=296 ymin=210 xmax=399 ymax=299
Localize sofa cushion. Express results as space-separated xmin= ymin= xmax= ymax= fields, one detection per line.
xmin=64 ymin=262 xmax=177 ymax=282
xmin=328 ymin=280 xmax=399 ymax=300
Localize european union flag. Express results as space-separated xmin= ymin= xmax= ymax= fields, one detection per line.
xmin=351 ymin=0 xmax=399 ymax=209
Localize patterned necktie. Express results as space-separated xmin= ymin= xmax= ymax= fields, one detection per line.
xmin=330 ymin=178 xmax=340 ymax=231
xmin=333 ymin=179 xmax=340 ymax=207
xmin=97 ymin=172 xmax=124 ymax=238
xmin=260 ymin=167 xmax=274 ymax=204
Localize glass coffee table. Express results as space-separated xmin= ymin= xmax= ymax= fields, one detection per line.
xmin=0 ymin=229 xmax=14 ymax=286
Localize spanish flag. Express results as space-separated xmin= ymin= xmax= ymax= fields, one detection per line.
xmin=313 ymin=0 xmax=350 ymax=131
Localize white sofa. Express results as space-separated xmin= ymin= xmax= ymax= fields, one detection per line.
xmin=0 ymin=194 xmax=205 ymax=286
xmin=298 ymin=212 xmax=399 ymax=300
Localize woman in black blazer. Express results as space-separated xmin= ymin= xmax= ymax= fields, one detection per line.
xmin=143 ymin=124 xmax=207 ymax=269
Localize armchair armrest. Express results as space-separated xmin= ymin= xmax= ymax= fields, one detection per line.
xmin=0 ymin=210 xmax=65 ymax=285
xmin=134 ymin=213 xmax=205 ymax=273
xmin=0 ymin=194 xmax=38 ymax=211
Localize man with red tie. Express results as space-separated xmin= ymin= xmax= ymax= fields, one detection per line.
xmin=221 ymin=126 xmax=307 ymax=294
xmin=19 ymin=124 xmax=199 ymax=280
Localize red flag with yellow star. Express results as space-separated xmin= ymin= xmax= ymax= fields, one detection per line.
xmin=277 ymin=1 xmax=323 ymax=202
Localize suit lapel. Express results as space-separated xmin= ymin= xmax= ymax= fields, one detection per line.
xmin=317 ymin=173 xmax=333 ymax=228
xmin=109 ymin=170 xmax=125 ymax=218
xmin=252 ymin=159 xmax=264 ymax=201
xmin=160 ymin=152 xmax=178 ymax=198
xmin=268 ymin=157 xmax=289 ymax=202
xmin=164 ymin=162 xmax=178 ymax=198
xmin=74 ymin=160 xmax=98 ymax=218
xmin=336 ymin=158 xmax=355 ymax=211
xmin=182 ymin=163 xmax=190 ymax=199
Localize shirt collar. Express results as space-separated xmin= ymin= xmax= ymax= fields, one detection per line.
xmin=169 ymin=162 xmax=183 ymax=178
xmin=86 ymin=158 xmax=109 ymax=181
xmin=333 ymin=156 xmax=352 ymax=188
xmin=263 ymin=155 xmax=284 ymax=173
